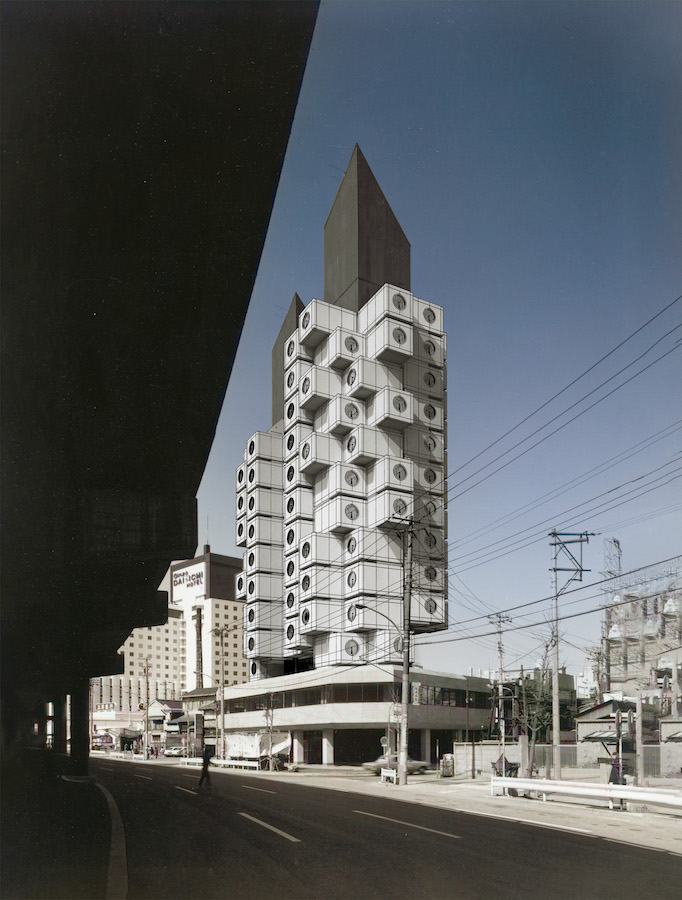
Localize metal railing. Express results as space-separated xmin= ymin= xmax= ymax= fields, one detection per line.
xmin=492 ymin=776 xmax=682 ymax=811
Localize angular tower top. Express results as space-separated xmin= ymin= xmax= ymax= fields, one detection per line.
xmin=323 ymin=145 xmax=410 ymax=313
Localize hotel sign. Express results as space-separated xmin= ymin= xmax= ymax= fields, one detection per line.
xmin=171 ymin=562 xmax=206 ymax=605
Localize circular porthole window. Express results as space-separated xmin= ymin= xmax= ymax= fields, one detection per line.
xmin=286 ymin=402 xmax=295 ymax=420
xmin=393 ymin=327 xmax=407 ymax=345
xmin=345 ymin=402 xmax=359 ymax=420
xmin=424 ymin=371 xmax=436 ymax=388
xmin=301 ymin=443 xmax=310 ymax=460
xmin=347 ymin=605 xmax=357 ymax=622
xmin=392 ymin=293 xmax=407 ymax=311
xmin=302 ymin=575 xmax=311 ymax=591
xmin=393 ymin=636 xmax=403 ymax=653
xmin=248 ymin=552 xmax=255 ymax=566
xmin=287 ymin=497 xmax=295 ymax=514
xmin=286 ymin=592 xmax=295 ymax=608
xmin=425 ymin=499 xmax=437 ymax=516
xmin=425 ymin=531 xmax=437 ymax=549
xmin=238 ymin=496 xmax=244 ymax=510
xmin=393 ymin=395 xmax=407 ymax=413
xmin=287 ymin=434 xmax=295 ymax=452
xmin=286 ymin=528 xmax=295 ymax=545
xmin=345 ymin=503 xmax=359 ymax=521
xmin=248 ymin=524 xmax=255 ymax=539
xmin=347 ymin=435 xmax=357 ymax=453
xmin=424 ymin=403 xmax=436 ymax=420
xmin=301 ymin=376 xmax=310 ymax=395
xmin=249 ymin=439 xmax=255 ymax=455
xmin=424 ymin=340 xmax=436 ymax=357
xmin=238 ymin=469 xmax=244 ymax=483
xmin=423 ymin=435 xmax=436 ymax=452
xmin=287 ymin=340 xmax=295 ymax=358
xmin=286 ymin=560 xmax=295 ymax=577
xmin=347 ymin=368 xmax=357 ymax=387
xmin=302 ymin=541 xmax=310 ymax=558
xmin=301 ymin=608 xmax=310 ymax=625
xmin=347 ymin=536 xmax=357 ymax=554
xmin=287 ymin=370 xmax=295 ymax=389
xmin=248 ymin=497 xmax=255 ymax=511
xmin=424 ymin=566 xmax=437 ymax=581
xmin=237 ymin=523 xmax=244 ymax=538
xmin=424 ymin=468 xmax=437 ymax=484
xmin=286 ymin=465 xmax=295 ymax=482
xmin=248 ymin=468 xmax=255 ymax=483
xmin=345 ymin=469 xmax=359 ymax=487
xmin=248 ymin=637 xmax=255 ymax=651
xmin=237 ymin=576 xmax=244 ymax=592
xmin=248 ymin=608 xmax=255 ymax=623
xmin=393 ymin=498 xmax=407 ymax=515
xmin=248 ymin=581 xmax=255 ymax=595
xmin=287 ymin=624 xmax=295 ymax=640
xmin=424 ymin=598 xmax=437 ymax=614
xmin=347 ymin=571 xmax=357 ymax=588
xmin=393 ymin=464 xmax=407 ymax=481
xmin=345 ymin=639 xmax=360 ymax=657
xmin=345 ymin=335 xmax=359 ymax=353
xmin=423 ymin=307 xmax=436 ymax=324
xmin=302 ymin=311 xmax=310 ymax=329
xmin=251 ymin=662 xmax=257 ymax=675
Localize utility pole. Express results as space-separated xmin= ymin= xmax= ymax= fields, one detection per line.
xmin=213 ymin=625 xmax=227 ymax=759
xmin=488 ymin=613 xmax=511 ymax=776
xmin=398 ymin=520 xmax=413 ymax=786
xmin=549 ymin=530 xmax=593 ymax=780
xmin=141 ymin=655 xmax=151 ymax=759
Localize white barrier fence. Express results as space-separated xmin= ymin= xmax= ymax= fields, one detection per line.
xmin=492 ymin=776 xmax=682 ymax=811
xmin=183 ymin=757 xmax=260 ymax=770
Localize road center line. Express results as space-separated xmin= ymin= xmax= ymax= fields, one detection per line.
xmin=241 ymin=785 xmax=277 ymax=795
xmin=133 ymin=774 xmax=152 ymax=780
xmin=239 ymin=812 xmax=301 ymax=842
xmin=175 ymin=786 xmax=196 ymax=795
xmin=354 ymin=809 xmax=461 ymax=839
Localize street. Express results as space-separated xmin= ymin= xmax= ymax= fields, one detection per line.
xmin=92 ymin=758 xmax=681 ymax=899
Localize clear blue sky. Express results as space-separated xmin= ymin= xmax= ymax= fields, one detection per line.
xmin=198 ymin=1 xmax=681 ymax=680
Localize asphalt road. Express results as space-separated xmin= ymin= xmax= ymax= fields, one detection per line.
xmin=92 ymin=759 xmax=681 ymax=899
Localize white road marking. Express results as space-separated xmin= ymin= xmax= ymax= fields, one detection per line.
xmin=239 ymin=812 xmax=301 ymax=842
xmin=134 ymin=774 xmax=152 ymax=780
xmin=241 ymin=785 xmax=276 ymax=795
xmin=100 ymin=766 xmax=115 ymax=772
xmin=354 ymin=809 xmax=461 ymax=839
xmin=175 ymin=786 xmax=196 ymax=795
xmin=181 ymin=773 xmax=197 ymax=778
xmin=446 ymin=807 xmax=593 ymax=835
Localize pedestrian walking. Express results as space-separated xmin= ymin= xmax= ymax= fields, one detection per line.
xmin=199 ymin=745 xmax=212 ymax=788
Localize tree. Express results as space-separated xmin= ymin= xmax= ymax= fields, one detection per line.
xmin=517 ymin=642 xmax=553 ymax=778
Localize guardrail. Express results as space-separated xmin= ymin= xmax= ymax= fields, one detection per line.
xmin=182 ymin=758 xmax=260 ymax=770
xmin=491 ymin=777 xmax=682 ymax=811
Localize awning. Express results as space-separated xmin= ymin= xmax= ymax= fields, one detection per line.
xmin=582 ymin=730 xmax=631 ymax=744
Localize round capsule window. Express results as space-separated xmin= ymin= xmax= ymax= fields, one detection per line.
xmin=287 ymin=497 xmax=295 ymax=514
xmin=424 ymin=531 xmax=437 ymax=549
xmin=424 ymin=468 xmax=437 ymax=484
xmin=392 ymin=327 xmax=407 ymax=345
xmin=393 ymin=395 xmax=407 ymax=413
xmin=287 ymin=370 xmax=295 ymax=389
xmin=301 ymin=541 xmax=310 ymax=558
xmin=286 ymin=402 xmax=295 ymax=420
xmin=424 ymin=371 xmax=436 ymax=388
xmin=287 ymin=624 xmax=295 ymax=640
xmin=393 ymin=636 xmax=403 ymax=653
xmin=345 ymin=503 xmax=359 ymax=521
xmin=347 ymin=435 xmax=356 ymax=453
xmin=238 ymin=496 xmax=244 ymax=510
xmin=286 ymin=560 xmax=295 ymax=577
xmin=287 ymin=433 xmax=295 ymax=452
xmin=237 ymin=576 xmax=244 ymax=591
xmin=424 ymin=566 xmax=437 ymax=581
xmin=347 ymin=605 xmax=357 ymax=622
xmin=248 ymin=468 xmax=255 ymax=483
xmin=286 ymin=465 xmax=295 ymax=482
xmin=346 ymin=536 xmax=357 ymax=554
xmin=301 ymin=443 xmax=310 ymax=460
xmin=302 ymin=311 xmax=310 ymax=329
xmin=392 ymin=293 xmax=407 ymax=310
xmin=301 ymin=376 xmax=310 ymax=395
xmin=302 ymin=575 xmax=311 ymax=591
xmin=286 ymin=528 xmax=295 ymax=545
xmin=424 ymin=340 xmax=436 ymax=356
xmin=287 ymin=340 xmax=295 ymax=357
xmin=286 ymin=592 xmax=295 ymax=608
xmin=424 ymin=403 xmax=436 ymax=420
xmin=393 ymin=464 xmax=407 ymax=481
xmin=248 ymin=497 xmax=255 ymax=511
xmin=347 ymin=368 xmax=357 ymax=387
xmin=423 ymin=307 xmax=436 ymax=324
xmin=344 ymin=335 xmax=358 ymax=353
xmin=248 ymin=524 xmax=255 ymax=539
xmin=248 ymin=637 xmax=255 ymax=651
xmin=345 ymin=639 xmax=360 ymax=657
xmin=238 ymin=469 xmax=244 ymax=483
xmin=423 ymin=435 xmax=436 ymax=452
xmin=301 ymin=609 xmax=310 ymax=625
xmin=424 ymin=598 xmax=437 ymax=614
xmin=347 ymin=571 xmax=357 ymax=588
xmin=393 ymin=498 xmax=406 ymax=515
xmin=237 ymin=523 xmax=244 ymax=538
xmin=425 ymin=499 xmax=437 ymax=516
xmin=248 ymin=608 xmax=255 ymax=623
xmin=248 ymin=552 xmax=255 ymax=566
xmin=250 ymin=662 xmax=257 ymax=675
xmin=249 ymin=439 xmax=255 ymax=455
xmin=248 ymin=580 xmax=255 ymax=595
xmin=345 ymin=402 xmax=359 ymax=420
xmin=345 ymin=469 xmax=359 ymax=487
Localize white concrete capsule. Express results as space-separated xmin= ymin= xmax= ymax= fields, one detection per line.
xmin=299 ymin=533 xmax=344 ymax=568
xmin=299 ymin=365 xmax=343 ymax=412
xmin=344 ymin=426 xmax=401 ymax=466
xmin=342 ymin=528 xmax=402 ymax=564
xmin=366 ymin=491 xmax=414 ymax=529
xmin=314 ymin=631 xmax=368 ymax=668
xmin=244 ymin=545 xmax=284 ymax=576
xmin=343 ymin=561 xmax=404 ymax=599
xmin=404 ymin=426 xmax=445 ymax=463
xmin=245 ymin=517 xmax=284 ymax=547
xmin=411 ymin=297 xmax=444 ymax=333
xmin=313 ymin=463 xmax=366 ymax=504
xmin=244 ymin=601 xmax=284 ymax=632
xmin=357 ymin=284 xmax=413 ymax=334
xmin=299 ymin=565 xmax=345 ymax=600
xmin=283 ymin=618 xmax=314 ymax=653
xmin=246 ymin=460 xmax=283 ymax=493
xmin=299 ymin=299 xmax=355 ymax=349
xmin=283 ymin=424 xmax=314 ymax=461
xmin=299 ymin=599 xmax=343 ymax=635
xmin=314 ymin=394 xmax=364 ymax=436
xmin=402 ymin=360 xmax=445 ymax=399
xmin=245 ymin=431 xmax=284 ymax=463
xmin=344 ymin=357 xmax=400 ymax=400
xmin=299 ymin=432 xmax=343 ymax=476
xmin=283 ymin=488 xmax=314 ymax=523
xmin=246 ymin=489 xmax=284 ymax=519
xmin=366 ymin=386 xmax=414 ymax=431
xmin=366 ymin=456 xmax=415 ymax=495
xmin=314 ymin=327 xmax=365 ymax=370
xmin=414 ymin=330 xmax=445 ymax=368
xmin=244 ymin=573 xmax=283 ymax=603
xmin=365 ymin=317 xmax=414 ymax=364
xmin=314 ymin=496 xmax=366 ymax=534
xmin=244 ymin=628 xmax=284 ymax=659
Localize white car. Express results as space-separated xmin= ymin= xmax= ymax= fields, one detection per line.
xmin=362 ymin=754 xmax=430 ymax=775
xmin=163 ymin=746 xmax=185 ymax=757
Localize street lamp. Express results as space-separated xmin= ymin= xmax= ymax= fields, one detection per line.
xmin=352 ymin=597 xmax=411 ymax=786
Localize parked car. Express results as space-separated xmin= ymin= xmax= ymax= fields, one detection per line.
xmin=164 ymin=746 xmax=185 ymax=757
xmin=362 ymin=754 xmax=430 ymax=775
